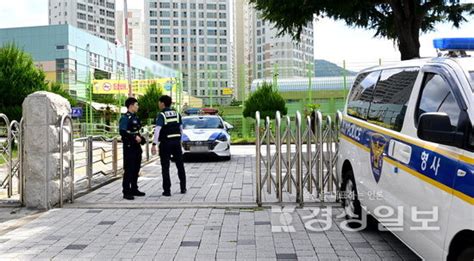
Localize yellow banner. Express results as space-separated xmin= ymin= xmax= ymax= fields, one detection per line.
xmin=222 ymin=88 xmax=233 ymax=95
xmin=92 ymin=78 xmax=177 ymax=95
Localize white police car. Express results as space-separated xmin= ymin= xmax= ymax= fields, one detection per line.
xmin=181 ymin=115 xmax=232 ymax=160
xmin=337 ymin=38 xmax=474 ymax=260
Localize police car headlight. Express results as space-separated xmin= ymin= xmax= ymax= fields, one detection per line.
xmin=216 ymin=133 xmax=228 ymax=141
xmin=181 ymin=133 xmax=190 ymax=142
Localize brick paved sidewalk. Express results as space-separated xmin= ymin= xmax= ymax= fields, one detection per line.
xmin=0 ymin=207 xmax=419 ymax=260
xmin=0 ymin=146 xmax=420 ymax=260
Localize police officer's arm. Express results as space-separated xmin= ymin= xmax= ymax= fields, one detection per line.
xmin=119 ymin=115 xmax=134 ymax=142
xmin=179 ymin=113 xmax=183 ymax=133
xmin=152 ymin=113 xmax=164 ymax=146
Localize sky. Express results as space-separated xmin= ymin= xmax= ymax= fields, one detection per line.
xmin=0 ymin=0 xmax=473 ymax=70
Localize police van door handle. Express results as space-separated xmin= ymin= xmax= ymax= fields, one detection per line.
xmin=389 ymin=140 xmax=411 ymax=165
xmin=457 ymin=169 xmax=466 ymax=177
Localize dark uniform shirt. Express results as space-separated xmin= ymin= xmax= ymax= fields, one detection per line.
xmin=119 ymin=111 xmax=143 ymax=149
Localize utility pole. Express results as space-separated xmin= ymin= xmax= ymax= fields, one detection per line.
xmin=124 ymin=0 xmax=133 ymax=97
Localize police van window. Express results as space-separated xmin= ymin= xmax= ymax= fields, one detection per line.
xmin=368 ymin=67 xmax=419 ymax=131
xmin=469 ymin=71 xmax=474 ymax=89
xmin=346 ymin=70 xmax=381 ymax=120
xmin=416 ymin=73 xmax=461 ymax=130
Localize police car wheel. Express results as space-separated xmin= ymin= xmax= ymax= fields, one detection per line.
xmin=456 ymin=247 xmax=474 ymax=261
xmin=341 ymin=170 xmax=362 ymax=220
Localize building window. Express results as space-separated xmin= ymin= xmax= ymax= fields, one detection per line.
xmin=159 ymin=2 xmax=170 ymax=8
xmin=207 ymin=3 xmax=217 ymax=9
xmin=160 ymin=28 xmax=170 ymax=34
xmin=159 ymin=11 xmax=170 ymax=17
xmin=106 ymin=11 xmax=114 ymax=18
xmin=160 ymin=37 xmax=171 ymax=43
xmin=160 ymin=55 xmax=171 ymax=61
xmin=149 ymin=11 xmax=157 ymax=17
xmin=207 ymin=13 xmax=217 ymax=19
xmin=160 ymin=20 xmax=170 ymax=26
xmin=160 ymin=46 xmax=171 ymax=52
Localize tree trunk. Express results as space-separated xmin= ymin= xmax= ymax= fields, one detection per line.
xmin=391 ymin=0 xmax=422 ymax=60
xmin=398 ymin=28 xmax=420 ymax=60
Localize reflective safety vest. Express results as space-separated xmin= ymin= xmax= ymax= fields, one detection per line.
xmin=159 ymin=109 xmax=181 ymax=141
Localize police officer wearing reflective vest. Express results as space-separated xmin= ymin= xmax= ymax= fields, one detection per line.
xmin=151 ymin=95 xmax=186 ymax=196
xmin=119 ymin=97 xmax=146 ymax=200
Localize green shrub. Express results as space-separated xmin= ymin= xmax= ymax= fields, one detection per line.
xmin=243 ymin=82 xmax=287 ymax=119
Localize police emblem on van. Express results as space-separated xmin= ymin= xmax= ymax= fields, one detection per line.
xmin=369 ymin=133 xmax=388 ymax=183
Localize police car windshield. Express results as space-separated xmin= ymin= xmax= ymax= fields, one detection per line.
xmin=182 ymin=117 xmax=224 ymax=129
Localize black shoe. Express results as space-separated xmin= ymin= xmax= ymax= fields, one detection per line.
xmin=132 ymin=190 xmax=146 ymax=196
xmin=181 ymin=189 xmax=187 ymax=194
xmin=123 ymin=194 xmax=134 ymax=200
xmin=162 ymin=192 xmax=171 ymax=197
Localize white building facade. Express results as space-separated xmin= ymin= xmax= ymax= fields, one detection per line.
xmin=116 ymin=9 xmax=146 ymax=57
xmin=145 ymin=0 xmax=234 ymax=106
xmin=49 ymin=0 xmax=117 ymax=43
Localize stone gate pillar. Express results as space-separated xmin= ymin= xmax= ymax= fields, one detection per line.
xmin=22 ymin=91 xmax=71 ymax=209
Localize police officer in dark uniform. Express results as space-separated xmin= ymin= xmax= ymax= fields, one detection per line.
xmin=119 ymin=97 xmax=146 ymax=200
xmin=151 ymin=95 xmax=186 ymax=196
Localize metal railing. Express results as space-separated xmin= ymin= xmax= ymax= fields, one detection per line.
xmin=0 ymin=114 xmax=23 ymax=203
xmin=0 ymin=110 xmax=157 ymax=207
xmin=59 ymin=115 xmax=74 ymax=208
xmin=62 ymin=124 xmax=156 ymax=205
xmin=255 ymin=110 xmax=342 ymax=207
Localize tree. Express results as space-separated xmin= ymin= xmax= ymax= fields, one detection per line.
xmin=137 ymin=83 xmax=163 ymax=123
xmin=0 ymin=43 xmax=48 ymax=120
xmin=92 ymin=93 xmax=116 ymax=104
xmin=47 ymin=82 xmax=77 ymax=107
xmin=243 ymin=82 xmax=287 ymax=119
xmin=249 ymin=0 xmax=474 ymax=60
xmin=230 ymin=97 xmax=243 ymax=106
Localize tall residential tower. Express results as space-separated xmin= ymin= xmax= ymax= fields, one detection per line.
xmin=49 ymin=0 xmax=117 ymax=43
xmin=145 ymin=0 xmax=234 ymax=105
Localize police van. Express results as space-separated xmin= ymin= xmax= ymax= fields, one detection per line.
xmin=337 ymin=38 xmax=474 ymax=260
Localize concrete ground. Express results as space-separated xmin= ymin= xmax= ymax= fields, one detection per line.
xmin=0 ymin=146 xmax=420 ymax=260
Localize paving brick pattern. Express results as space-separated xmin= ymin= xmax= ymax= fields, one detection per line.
xmin=0 ymin=146 xmax=420 ymax=260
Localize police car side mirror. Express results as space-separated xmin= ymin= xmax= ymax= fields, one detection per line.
xmin=417 ymin=112 xmax=462 ymax=147
xmin=224 ymin=122 xmax=233 ymax=131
